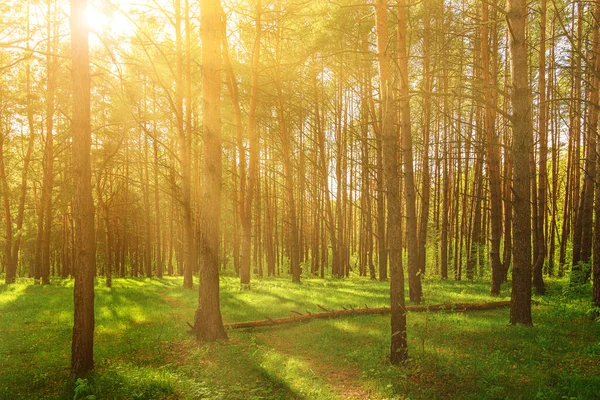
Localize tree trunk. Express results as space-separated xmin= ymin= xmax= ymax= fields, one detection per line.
xmin=70 ymin=0 xmax=96 ymax=374
xmin=533 ymin=0 xmax=548 ymax=295
xmin=375 ymin=0 xmax=408 ymax=365
xmin=591 ymin=0 xmax=600 ymax=313
xmin=360 ymin=62 xmax=376 ymax=280
xmin=193 ymin=0 xmax=227 ymax=342
xmin=238 ymin=1 xmax=261 ymax=287
xmin=508 ymin=0 xmax=533 ymax=326
xmin=314 ymin=72 xmax=339 ymax=279
xmin=397 ymin=0 xmax=421 ymax=303
xmin=375 ymin=117 xmax=387 ymax=281
xmin=176 ymin=0 xmax=195 ymax=289
xmin=417 ymin=0 xmax=432 ymax=277
xmin=482 ymin=0 xmax=503 ymax=296
xmin=153 ymin=139 xmax=163 ymax=278
xmin=276 ymin=78 xmax=300 ymax=282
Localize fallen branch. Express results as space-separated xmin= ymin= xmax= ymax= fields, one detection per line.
xmin=223 ymin=300 xmax=511 ymax=329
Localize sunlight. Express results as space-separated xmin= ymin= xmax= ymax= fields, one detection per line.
xmin=86 ymin=2 xmax=135 ymax=47
xmin=86 ymin=4 xmax=109 ymax=36
xmin=0 ymin=284 xmax=28 ymax=307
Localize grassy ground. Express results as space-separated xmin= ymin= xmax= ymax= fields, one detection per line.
xmin=0 ymin=274 xmax=599 ymax=399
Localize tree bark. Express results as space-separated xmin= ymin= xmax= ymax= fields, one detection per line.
xmin=193 ymin=0 xmax=227 ymax=342
xmin=70 ymin=0 xmax=96 ymax=374
xmin=591 ymin=0 xmax=600 ymax=313
xmin=417 ymin=0 xmax=432 ymax=277
xmin=176 ymin=0 xmax=195 ymax=289
xmin=397 ymin=0 xmax=421 ymax=303
xmin=533 ymin=0 xmax=548 ymax=295
xmin=375 ymin=0 xmax=408 ymax=365
xmin=507 ymin=0 xmax=533 ymax=326
xmin=239 ymin=1 xmax=261 ymax=287
xmin=482 ymin=0 xmax=504 ymax=296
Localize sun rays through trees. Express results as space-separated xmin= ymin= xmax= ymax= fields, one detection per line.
xmin=0 ymin=0 xmax=600 ymax=391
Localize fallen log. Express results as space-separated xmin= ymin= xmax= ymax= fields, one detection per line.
xmin=223 ymin=300 xmax=511 ymax=329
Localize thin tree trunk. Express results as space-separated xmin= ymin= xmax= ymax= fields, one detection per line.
xmin=397 ymin=0 xmax=421 ymax=303
xmin=275 ymin=15 xmax=300 ymax=282
xmin=417 ymin=0 xmax=431 ymax=277
xmin=176 ymin=0 xmax=195 ymax=288
xmin=591 ymin=0 xmax=600 ymax=315
xmin=482 ymin=0 xmax=503 ymax=296
xmin=533 ymin=0 xmax=548 ymax=295
xmin=238 ymin=1 xmax=261 ymax=286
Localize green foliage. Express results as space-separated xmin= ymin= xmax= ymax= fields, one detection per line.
xmin=569 ymin=261 xmax=592 ymax=285
xmin=0 ymin=276 xmax=599 ymax=399
xmin=73 ymin=379 xmax=95 ymax=400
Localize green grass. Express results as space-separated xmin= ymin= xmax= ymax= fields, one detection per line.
xmin=0 ymin=275 xmax=599 ymax=399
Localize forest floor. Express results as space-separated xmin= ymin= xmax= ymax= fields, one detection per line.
xmin=0 ymin=273 xmax=599 ymax=399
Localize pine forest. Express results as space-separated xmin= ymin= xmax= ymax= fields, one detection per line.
xmin=1 ymin=0 xmax=600 ymax=398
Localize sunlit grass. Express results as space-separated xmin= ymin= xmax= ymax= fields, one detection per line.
xmin=0 ymin=274 xmax=598 ymax=399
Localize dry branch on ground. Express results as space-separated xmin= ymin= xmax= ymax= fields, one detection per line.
xmin=220 ymin=301 xmax=512 ymax=329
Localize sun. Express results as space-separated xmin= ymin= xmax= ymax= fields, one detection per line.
xmin=86 ymin=3 xmax=110 ymax=35
xmin=85 ymin=1 xmax=135 ymax=46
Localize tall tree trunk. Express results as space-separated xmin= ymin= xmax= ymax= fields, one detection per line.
xmin=398 ymin=0 xmax=421 ymax=303
xmin=275 ymin=18 xmax=300 ymax=282
xmin=360 ymin=63 xmax=376 ymax=280
xmin=508 ymin=0 xmax=533 ymax=326
xmin=441 ymin=62 xmax=450 ymax=280
xmin=375 ymin=0 xmax=408 ymax=365
xmin=176 ymin=0 xmax=195 ymax=288
xmin=483 ymin=0 xmax=504 ymax=296
xmin=193 ymin=0 xmax=227 ymax=342
xmin=0 ymin=132 xmax=14 ymax=283
xmin=548 ymin=15 xmax=558 ymax=277
xmin=572 ymin=26 xmax=598 ymax=284
xmin=4 ymin=4 xmax=37 ymax=284
xmin=374 ymin=101 xmax=387 ymax=281
xmin=582 ymin=0 xmax=600 ymax=286
xmin=70 ymin=0 xmax=96 ymax=374
xmin=561 ymin=2 xmax=583 ymax=274
xmin=240 ymin=1 xmax=261 ymax=286
xmin=417 ymin=0 xmax=432 ymax=277
xmin=34 ymin=1 xmax=57 ymax=285
xmin=533 ymin=0 xmax=548 ymax=295
xmin=502 ymin=41 xmax=513 ymax=281
xmin=221 ymin=16 xmax=242 ymax=277
xmin=315 ymin=72 xmax=339 ymax=278
xmin=591 ymin=0 xmax=600 ymax=316
xmin=335 ymin=72 xmax=346 ymax=278
xmin=153 ymin=139 xmax=163 ymax=278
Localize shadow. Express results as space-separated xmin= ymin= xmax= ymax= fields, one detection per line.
xmin=205 ymin=342 xmax=307 ymax=399
xmin=220 ymin=292 xmax=283 ymax=323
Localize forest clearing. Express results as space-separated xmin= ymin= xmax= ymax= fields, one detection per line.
xmin=1 ymin=275 xmax=599 ymax=399
xmin=0 ymin=276 xmax=600 ymax=399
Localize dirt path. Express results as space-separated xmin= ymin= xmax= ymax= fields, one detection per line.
xmin=257 ymin=330 xmax=378 ymax=399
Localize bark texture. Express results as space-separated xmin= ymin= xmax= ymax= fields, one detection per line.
xmin=507 ymin=0 xmax=533 ymax=326
xmin=70 ymin=0 xmax=96 ymax=374
xmin=375 ymin=0 xmax=408 ymax=365
xmin=193 ymin=0 xmax=228 ymax=342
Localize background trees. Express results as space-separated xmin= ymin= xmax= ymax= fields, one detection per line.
xmin=0 ymin=0 xmax=599 ymax=331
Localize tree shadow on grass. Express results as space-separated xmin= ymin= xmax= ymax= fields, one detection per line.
xmin=66 ymin=337 xmax=308 ymax=400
